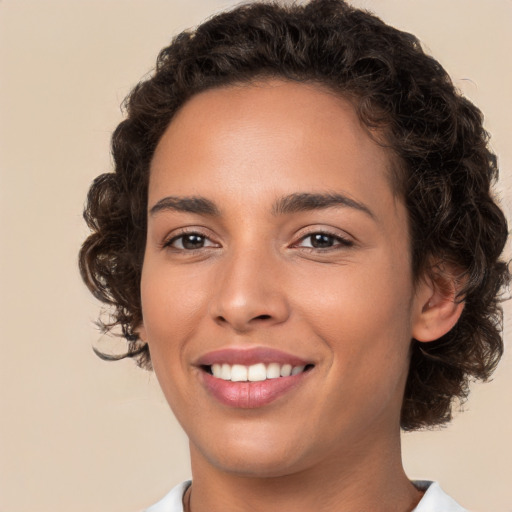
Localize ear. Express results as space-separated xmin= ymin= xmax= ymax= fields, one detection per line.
xmin=412 ymin=264 xmax=465 ymax=342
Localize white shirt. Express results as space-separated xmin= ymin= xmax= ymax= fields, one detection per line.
xmin=413 ymin=481 xmax=467 ymax=511
xmin=145 ymin=480 xmax=467 ymax=511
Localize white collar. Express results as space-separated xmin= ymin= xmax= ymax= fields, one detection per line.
xmin=145 ymin=480 xmax=467 ymax=512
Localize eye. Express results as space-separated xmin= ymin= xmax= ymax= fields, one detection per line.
xmin=296 ymin=232 xmax=353 ymax=249
xmin=165 ymin=232 xmax=218 ymax=250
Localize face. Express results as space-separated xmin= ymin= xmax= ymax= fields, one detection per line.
xmin=140 ymin=80 xmax=425 ymax=478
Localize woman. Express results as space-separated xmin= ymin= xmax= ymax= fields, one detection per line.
xmin=79 ymin=1 xmax=509 ymax=510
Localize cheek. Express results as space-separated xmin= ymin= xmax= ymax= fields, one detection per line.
xmin=140 ymin=259 xmax=224 ymax=402
xmin=140 ymin=284 xmax=200 ymax=421
xmin=140 ymin=262 xmax=209 ymax=342
xmin=139 ymin=265 xmax=200 ymax=400
xmin=295 ymin=256 xmax=414 ymax=377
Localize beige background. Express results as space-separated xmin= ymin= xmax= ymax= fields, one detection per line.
xmin=0 ymin=1 xmax=510 ymax=511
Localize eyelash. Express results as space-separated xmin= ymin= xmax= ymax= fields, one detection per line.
xmin=163 ymin=229 xmax=353 ymax=252
xmin=293 ymin=231 xmax=354 ymax=251
xmin=163 ymin=229 xmax=218 ymax=251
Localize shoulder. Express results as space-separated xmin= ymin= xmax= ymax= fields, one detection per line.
xmin=144 ymin=481 xmax=191 ymax=512
xmin=413 ymin=481 xmax=468 ymax=512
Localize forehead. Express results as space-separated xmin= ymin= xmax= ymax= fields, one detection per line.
xmin=149 ymin=80 xmax=400 ymax=217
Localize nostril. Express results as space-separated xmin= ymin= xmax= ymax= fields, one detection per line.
xmin=255 ymin=314 xmax=271 ymax=320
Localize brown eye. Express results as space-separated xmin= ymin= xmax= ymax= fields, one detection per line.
xmin=297 ymin=232 xmax=353 ymax=250
xmin=167 ymin=233 xmax=216 ymax=250
xmin=181 ymin=234 xmax=206 ymax=249
xmin=309 ymin=233 xmax=336 ymax=248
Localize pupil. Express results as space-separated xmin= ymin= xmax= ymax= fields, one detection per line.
xmin=183 ymin=234 xmax=204 ymax=249
xmin=311 ymin=233 xmax=333 ymax=248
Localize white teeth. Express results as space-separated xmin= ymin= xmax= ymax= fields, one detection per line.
xmin=231 ymin=364 xmax=248 ymax=382
xmin=248 ymin=363 xmax=267 ymax=382
xmin=211 ymin=363 xmax=222 ymax=378
xmin=280 ymin=364 xmax=292 ymax=377
xmin=266 ymin=362 xmax=281 ymax=379
xmin=291 ymin=365 xmax=305 ymax=376
xmin=221 ymin=363 xmax=231 ymax=380
xmin=208 ymin=362 xmax=310 ymax=381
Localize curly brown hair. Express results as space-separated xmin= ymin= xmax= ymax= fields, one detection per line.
xmin=79 ymin=0 xmax=509 ymax=430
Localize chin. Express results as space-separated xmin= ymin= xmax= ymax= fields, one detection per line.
xmin=208 ymin=452 xmax=306 ymax=479
xmin=192 ymin=427 xmax=322 ymax=478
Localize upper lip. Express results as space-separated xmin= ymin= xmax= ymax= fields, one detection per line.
xmin=194 ymin=347 xmax=313 ymax=367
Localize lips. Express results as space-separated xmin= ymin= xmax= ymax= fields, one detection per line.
xmin=195 ymin=347 xmax=314 ymax=408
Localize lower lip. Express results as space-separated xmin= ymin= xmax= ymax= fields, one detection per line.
xmin=200 ymin=370 xmax=309 ymax=408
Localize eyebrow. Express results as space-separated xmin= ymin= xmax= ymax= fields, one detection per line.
xmin=271 ymin=192 xmax=375 ymax=219
xmin=149 ymin=192 xmax=374 ymax=219
xmin=149 ymin=196 xmax=220 ymax=216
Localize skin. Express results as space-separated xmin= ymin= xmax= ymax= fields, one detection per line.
xmin=139 ymin=80 xmax=461 ymax=512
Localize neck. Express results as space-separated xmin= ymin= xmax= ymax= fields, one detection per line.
xmin=186 ymin=429 xmax=422 ymax=512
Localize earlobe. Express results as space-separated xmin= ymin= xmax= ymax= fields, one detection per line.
xmin=412 ymin=268 xmax=465 ymax=343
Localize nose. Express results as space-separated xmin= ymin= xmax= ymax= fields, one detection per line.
xmin=209 ymin=247 xmax=290 ymax=333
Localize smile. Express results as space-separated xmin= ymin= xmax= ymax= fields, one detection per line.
xmin=206 ymin=362 xmax=310 ymax=382
xmin=196 ymin=347 xmax=315 ymax=408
